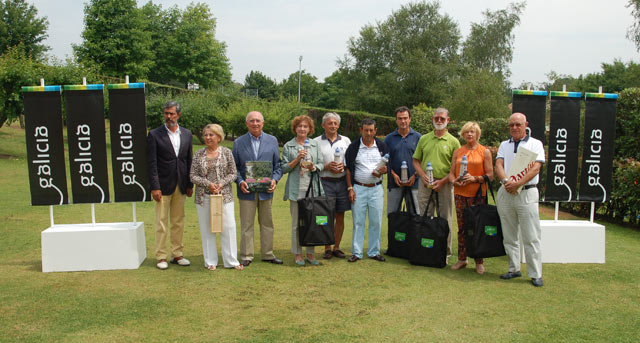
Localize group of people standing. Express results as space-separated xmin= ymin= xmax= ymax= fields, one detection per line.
xmin=146 ymin=100 xmax=545 ymax=287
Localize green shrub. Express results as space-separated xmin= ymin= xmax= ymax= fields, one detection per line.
xmin=305 ymin=106 xmax=396 ymax=141
xmin=145 ymin=89 xmax=239 ymax=143
xmin=616 ymin=87 xmax=640 ymax=160
xmin=608 ymin=158 xmax=640 ymax=226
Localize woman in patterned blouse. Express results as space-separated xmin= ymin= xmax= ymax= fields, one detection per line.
xmin=190 ymin=124 xmax=243 ymax=271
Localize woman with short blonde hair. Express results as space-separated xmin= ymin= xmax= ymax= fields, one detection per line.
xmin=448 ymin=121 xmax=493 ymax=274
xmin=190 ymin=124 xmax=243 ymax=271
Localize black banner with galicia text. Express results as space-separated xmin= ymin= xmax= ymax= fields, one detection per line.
xmin=108 ymin=83 xmax=151 ymax=202
xmin=512 ymin=90 xmax=548 ymax=144
xmin=64 ymin=85 xmax=110 ymax=204
xmin=578 ymin=94 xmax=617 ymax=202
xmin=22 ymin=86 xmax=69 ymax=206
xmin=544 ymin=92 xmax=581 ymax=202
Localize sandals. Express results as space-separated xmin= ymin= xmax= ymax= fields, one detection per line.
xmin=233 ymin=264 xmax=244 ymax=271
xmin=207 ymin=265 xmax=216 ymax=271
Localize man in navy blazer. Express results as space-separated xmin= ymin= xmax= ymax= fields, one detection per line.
xmin=232 ymin=111 xmax=283 ymax=266
xmin=147 ymin=101 xmax=193 ymax=270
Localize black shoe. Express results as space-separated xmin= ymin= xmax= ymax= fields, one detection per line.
xmin=322 ymin=250 xmax=333 ymax=259
xmin=347 ymin=255 xmax=361 ymax=263
xmin=369 ymin=254 xmax=386 ymax=262
xmin=500 ymin=271 xmax=522 ymax=279
xmin=531 ymin=278 xmax=544 ymax=287
xmin=241 ymin=260 xmax=252 ymax=267
xmin=383 ymin=249 xmax=389 ymax=255
xmin=262 ymin=257 xmax=283 ymax=264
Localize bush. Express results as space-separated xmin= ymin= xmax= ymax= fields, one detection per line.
xmin=607 ymin=158 xmax=640 ymax=226
xmin=305 ymin=106 xmax=396 ymax=141
xmin=145 ymin=89 xmax=240 ymax=143
xmin=615 ymin=87 xmax=640 ymax=160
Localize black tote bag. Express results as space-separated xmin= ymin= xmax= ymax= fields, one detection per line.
xmin=297 ymin=172 xmax=336 ymax=246
xmin=464 ymin=177 xmax=506 ymax=258
xmin=386 ymin=187 xmax=418 ymax=259
xmin=409 ymin=190 xmax=450 ymax=268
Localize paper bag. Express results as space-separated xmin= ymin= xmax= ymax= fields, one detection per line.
xmin=209 ymin=194 xmax=223 ymax=233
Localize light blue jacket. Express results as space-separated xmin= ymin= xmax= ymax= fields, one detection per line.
xmin=281 ymin=137 xmax=324 ymax=201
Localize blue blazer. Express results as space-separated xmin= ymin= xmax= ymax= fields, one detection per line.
xmin=146 ymin=125 xmax=194 ymax=195
xmin=232 ymin=131 xmax=282 ymax=201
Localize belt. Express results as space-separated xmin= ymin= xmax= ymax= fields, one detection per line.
xmin=523 ymin=184 xmax=537 ymax=190
xmin=321 ymin=176 xmax=345 ymax=182
xmin=355 ymin=181 xmax=382 ymax=187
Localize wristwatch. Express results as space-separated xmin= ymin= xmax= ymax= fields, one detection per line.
xmin=500 ymin=178 xmax=509 ymax=185
xmin=347 ymin=186 xmax=354 ymax=191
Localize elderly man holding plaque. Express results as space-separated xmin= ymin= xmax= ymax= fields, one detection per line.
xmin=190 ymin=124 xmax=243 ymax=271
xmin=232 ymin=111 xmax=283 ymax=267
xmin=495 ymin=113 xmax=545 ymax=287
xmin=147 ymin=101 xmax=193 ymax=270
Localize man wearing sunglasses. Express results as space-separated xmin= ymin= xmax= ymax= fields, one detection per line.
xmin=413 ymin=108 xmax=460 ymax=261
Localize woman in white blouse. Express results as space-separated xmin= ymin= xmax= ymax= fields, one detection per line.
xmin=190 ymin=124 xmax=243 ymax=271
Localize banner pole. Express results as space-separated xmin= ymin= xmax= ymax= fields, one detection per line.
xmin=42 ymin=78 xmax=56 ymax=227
xmin=124 ymin=75 xmax=138 ymax=224
xmin=588 ymin=86 xmax=604 ymax=223
xmin=554 ymin=203 xmax=559 ymax=222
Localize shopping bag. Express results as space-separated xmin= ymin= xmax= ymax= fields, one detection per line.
xmin=386 ymin=187 xmax=418 ymax=259
xmin=209 ymin=194 xmax=223 ymax=233
xmin=464 ymin=178 xmax=506 ymax=258
xmin=409 ymin=190 xmax=449 ymax=268
xmin=297 ymin=172 xmax=336 ymax=246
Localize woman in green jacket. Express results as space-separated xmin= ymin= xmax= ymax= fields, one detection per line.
xmin=281 ymin=115 xmax=325 ymax=266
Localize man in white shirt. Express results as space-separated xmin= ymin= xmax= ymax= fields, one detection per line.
xmin=314 ymin=112 xmax=352 ymax=259
xmin=344 ymin=119 xmax=390 ymax=262
xmin=495 ymin=112 xmax=545 ymax=287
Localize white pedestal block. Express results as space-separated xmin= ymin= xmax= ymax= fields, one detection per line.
xmin=41 ymin=222 xmax=146 ymax=272
xmin=539 ymin=220 xmax=605 ymax=263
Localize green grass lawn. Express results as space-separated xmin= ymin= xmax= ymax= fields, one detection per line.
xmin=0 ymin=122 xmax=639 ymax=342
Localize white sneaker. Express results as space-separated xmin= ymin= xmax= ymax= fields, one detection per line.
xmin=156 ymin=260 xmax=169 ymax=270
xmin=171 ymin=257 xmax=191 ymax=266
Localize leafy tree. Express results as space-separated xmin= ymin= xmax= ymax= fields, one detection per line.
xmin=0 ymin=45 xmax=39 ymax=127
xmin=243 ymin=70 xmax=278 ymax=100
xmin=461 ymin=2 xmax=525 ymax=77
xmin=150 ymin=2 xmax=231 ymax=88
xmin=279 ymin=70 xmax=323 ymax=105
xmin=74 ymin=0 xmax=153 ymax=80
xmin=627 ymin=0 xmax=640 ymax=51
xmin=0 ymin=0 xmax=49 ymax=59
xmin=343 ymin=1 xmax=461 ymax=114
xmin=442 ymin=70 xmax=511 ymax=122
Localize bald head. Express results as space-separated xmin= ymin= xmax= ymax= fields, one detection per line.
xmin=508 ymin=112 xmax=528 ymax=141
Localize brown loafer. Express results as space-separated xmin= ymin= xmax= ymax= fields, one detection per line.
xmin=332 ymin=249 xmax=346 ymax=258
xmin=348 ymin=255 xmax=361 ymax=263
xmin=241 ymin=260 xmax=252 ymax=267
xmin=322 ymin=250 xmax=333 ymax=259
xmin=369 ymin=254 xmax=385 ymax=262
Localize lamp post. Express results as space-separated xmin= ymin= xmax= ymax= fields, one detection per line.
xmin=298 ymin=55 xmax=303 ymax=103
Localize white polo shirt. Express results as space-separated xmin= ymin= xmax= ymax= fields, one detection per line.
xmin=496 ymin=135 xmax=545 ymax=185
xmin=354 ymin=138 xmax=383 ymax=184
xmin=314 ymin=134 xmax=351 ymax=178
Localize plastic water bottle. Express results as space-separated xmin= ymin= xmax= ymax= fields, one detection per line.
xmin=458 ymin=155 xmax=468 ymax=181
xmin=426 ymin=162 xmax=434 ymax=187
xmin=333 ymin=147 xmax=341 ymax=163
xmin=303 ymin=139 xmax=311 ymax=162
xmin=375 ymin=153 xmax=389 ymax=174
xmin=400 ymin=161 xmax=409 ymax=183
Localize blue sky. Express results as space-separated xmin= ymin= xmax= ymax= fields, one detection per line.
xmin=31 ymin=0 xmax=639 ymax=90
